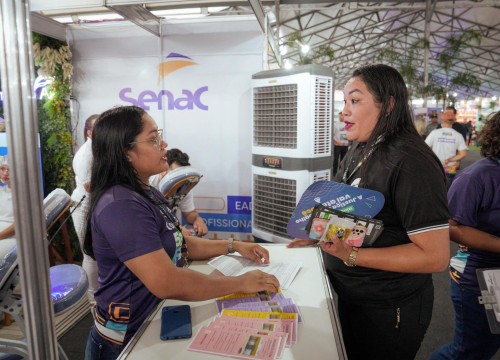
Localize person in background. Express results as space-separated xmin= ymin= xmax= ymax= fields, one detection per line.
xmin=465 ymin=120 xmax=473 ymax=146
xmin=333 ymin=111 xmax=349 ymax=174
xmin=426 ymin=108 xmax=468 ymax=186
xmin=429 ymin=111 xmax=500 ymax=360
xmin=414 ymin=118 xmax=426 ymax=139
xmin=150 ymin=148 xmax=208 ymax=237
xmin=71 ymin=114 xmax=100 ymax=303
xmin=475 ymin=115 xmax=485 ymax=136
xmin=425 ymin=112 xmax=440 ymax=138
xmin=0 ymin=159 xmax=6 ymax=187
xmin=83 ymin=106 xmax=279 ymax=360
xmin=0 ymin=160 xmax=15 ymax=240
xmin=288 ymin=64 xmax=450 ymax=360
xmin=437 ymin=106 xmax=468 ymax=142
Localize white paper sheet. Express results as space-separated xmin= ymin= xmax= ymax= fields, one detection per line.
xmin=208 ymin=255 xmax=302 ymax=289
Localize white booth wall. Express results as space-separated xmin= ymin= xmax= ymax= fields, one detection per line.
xmin=69 ymin=17 xmax=263 ymax=240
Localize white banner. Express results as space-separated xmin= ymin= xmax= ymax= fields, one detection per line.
xmin=71 ymin=18 xmax=264 ymax=239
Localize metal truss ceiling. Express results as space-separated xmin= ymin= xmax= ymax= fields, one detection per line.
xmin=266 ymin=1 xmax=500 ymax=98
xmin=30 ymin=1 xmax=500 ymax=97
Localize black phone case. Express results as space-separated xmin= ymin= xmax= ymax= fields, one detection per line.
xmin=160 ymin=305 xmax=192 ymax=340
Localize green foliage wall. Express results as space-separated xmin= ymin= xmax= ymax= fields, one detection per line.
xmin=33 ymin=34 xmax=81 ymax=262
xmin=32 ymin=33 xmax=74 ymax=195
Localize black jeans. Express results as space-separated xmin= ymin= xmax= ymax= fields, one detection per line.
xmin=337 ymin=280 xmax=434 ymax=360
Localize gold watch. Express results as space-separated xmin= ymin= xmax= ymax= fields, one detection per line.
xmin=344 ymin=247 xmax=359 ymax=267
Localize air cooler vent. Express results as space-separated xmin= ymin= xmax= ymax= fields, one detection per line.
xmin=253 ymin=174 xmax=296 ymax=238
xmin=253 ymin=84 xmax=298 ymax=149
xmin=313 ymin=170 xmax=331 ymax=182
xmin=314 ymin=77 xmax=333 ymax=155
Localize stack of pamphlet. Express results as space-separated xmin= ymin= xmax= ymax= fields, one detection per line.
xmin=188 ymin=291 xmax=301 ymax=359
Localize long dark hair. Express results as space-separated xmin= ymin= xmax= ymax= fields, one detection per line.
xmin=83 ymin=105 xmax=147 ymax=259
xmin=352 ymin=64 xmax=442 ymax=178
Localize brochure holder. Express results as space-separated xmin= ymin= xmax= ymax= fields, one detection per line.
xmin=476 ymin=268 xmax=500 ymax=334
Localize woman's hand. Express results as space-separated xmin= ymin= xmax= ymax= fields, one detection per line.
xmin=287 ymin=238 xmax=318 ymax=248
xmin=181 ymin=227 xmax=193 ymax=238
xmin=319 ymin=235 xmax=352 ymax=262
xmin=234 ymin=241 xmax=270 ymax=264
xmin=193 ymin=216 xmax=208 ymax=236
xmin=238 ymin=270 xmax=280 ymax=294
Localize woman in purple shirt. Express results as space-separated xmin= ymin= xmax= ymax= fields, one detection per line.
xmin=83 ymin=106 xmax=279 ymax=360
xmin=430 ymin=112 xmax=500 ymax=360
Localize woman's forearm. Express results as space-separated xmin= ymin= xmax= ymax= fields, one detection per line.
xmin=450 ymin=224 xmax=500 ymax=253
xmin=185 ymin=237 xmax=228 ymax=260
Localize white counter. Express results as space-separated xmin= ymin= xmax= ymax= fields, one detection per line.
xmin=118 ymin=244 xmax=346 ymax=360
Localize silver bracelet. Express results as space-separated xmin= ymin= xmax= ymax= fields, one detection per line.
xmin=227 ymin=238 xmax=236 ymax=254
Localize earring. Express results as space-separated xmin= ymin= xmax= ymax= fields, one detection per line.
xmin=127 ymin=156 xmax=132 ymax=162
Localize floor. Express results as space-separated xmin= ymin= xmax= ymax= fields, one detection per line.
xmin=57 ymin=148 xmax=499 ymax=359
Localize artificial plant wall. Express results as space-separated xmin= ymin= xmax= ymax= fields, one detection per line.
xmin=32 ymin=33 xmax=74 ymax=195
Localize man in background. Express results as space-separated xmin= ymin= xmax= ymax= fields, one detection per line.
xmin=426 ymin=108 xmax=468 ymax=186
xmin=333 ymin=112 xmax=349 ymax=175
xmin=437 ymin=106 xmax=467 ymax=142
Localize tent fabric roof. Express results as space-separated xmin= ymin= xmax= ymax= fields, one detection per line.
xmin=31 ymin=1 xmax=500 ymax=98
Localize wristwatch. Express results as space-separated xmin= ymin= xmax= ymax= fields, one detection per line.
xmin=344 ymin=247 xmax=359 ymax=267
xmin=227 ymin=238 xmax=236 ymax=254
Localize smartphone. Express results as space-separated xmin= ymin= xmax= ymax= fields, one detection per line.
xmin=160 ymin=305 xmax=192 ymax=341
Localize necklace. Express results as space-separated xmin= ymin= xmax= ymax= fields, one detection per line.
xmin=342 ymin=137 xmax=383 ymax=184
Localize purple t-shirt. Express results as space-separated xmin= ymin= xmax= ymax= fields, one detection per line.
xmin=91 ymin=185 xmax=183 ymax=344
xmin=448 ymin=157 xmax=500 ymax=293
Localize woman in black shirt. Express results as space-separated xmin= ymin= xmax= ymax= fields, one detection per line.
xmin=289 ymin=64 xmax=450 ymax=360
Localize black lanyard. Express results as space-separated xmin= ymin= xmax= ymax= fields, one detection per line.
xmin=145 ymin=188 xmax=189 ymax=267
xmin=342 ymin=137 xmax=383 ymax=184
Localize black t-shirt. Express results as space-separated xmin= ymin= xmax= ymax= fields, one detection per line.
xmin=326 ymin=138 xmax=450 ymax=306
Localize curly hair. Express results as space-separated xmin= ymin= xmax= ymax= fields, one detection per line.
xmin=479 ymin=112 xmax=500 ymax=158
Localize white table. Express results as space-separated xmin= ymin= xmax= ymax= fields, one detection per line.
xmin=118 ymin=244 xmax=346 ymax=360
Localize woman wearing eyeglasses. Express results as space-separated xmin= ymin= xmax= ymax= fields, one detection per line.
xmin=83 ymin=106 xmax=279 ymax=360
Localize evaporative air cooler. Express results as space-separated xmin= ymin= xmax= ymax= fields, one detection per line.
xmin=251 ymin=64 xmax=334 ymax=243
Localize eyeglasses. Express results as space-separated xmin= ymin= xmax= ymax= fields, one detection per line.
xmin=129 ymin=129 xmax=164 ymax=150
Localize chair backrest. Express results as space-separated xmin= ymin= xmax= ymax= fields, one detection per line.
xmin=158 ymin=166 xmax=202 ymax=208
xmin=43 ymin=188 xmax=72 ymax=229
xmin=0 ymin=240 xmax=18 ymax=290
xmin=0 ymin=189 xmax=72 ymax=290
